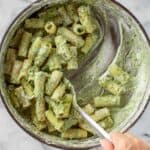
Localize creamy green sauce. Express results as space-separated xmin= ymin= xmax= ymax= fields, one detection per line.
xmin=0 ymin=0 xmax=150 ymax=148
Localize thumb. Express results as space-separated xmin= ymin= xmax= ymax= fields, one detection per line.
xmin=100 ymin=139 xmax=114 ymax=150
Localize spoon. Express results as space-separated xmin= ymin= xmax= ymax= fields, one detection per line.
xmin=66 ymin=79 xmax=113 ymax=142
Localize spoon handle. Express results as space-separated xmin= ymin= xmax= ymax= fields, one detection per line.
xmin=77 ymin=105 xmax=112 ymax=142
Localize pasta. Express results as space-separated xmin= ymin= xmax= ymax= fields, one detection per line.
xmin=18 ymin=31 xmax=32 ymax=58
xmin=10 ymin=60 xmax=23 ymax=84
xmin=4 ymin=48 xmax=16 ymax=76
xmin=25 ymin=18 xmax=45 ymax=29
xmin=5 ymin=2 xmax=130 ymax=140
xmin=94 ymin=95 xmax=121 ymax=108
xmin=99 ymin=77 xmax=125 ymax=95
xmin=61 ymin=129 xmax=88 ymax=139
xmin=45 ymin=70 xmax=63 ymax=96
xmin=57 ymin=27 xmax=85 ymax=48
xmin=78 ymin=6 xmax=97 ymax=33
xmin=34 ymin=42 xmax=52 ymax=67
xmin=44 ymin=21 xmax=57 ymax=35
xmin=55 ymin=35 xmax=72 ymax=61
xmin=109 ymin=64 xmax=130 ymax=84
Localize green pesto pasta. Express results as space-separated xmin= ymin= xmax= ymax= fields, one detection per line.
xmin=21 ymin=78 xmax=34 ymax=97
xmin=78 ymin=5 xmax=97 ymax=33
xmin=91 ymin=108 xmax=110 ymax=122
xmin=72 ymin=23 xmax=85 ymax=35
xmin=4 ymin=48 xmax=16 ymax=76
xmin=10 ymin=28 xmax=24 ymax=48
xmin=25 ymin=18 xmax=45 ymax=29
xmin=10 ymin=60 xmax=23 ymax=84
xmin=28 ymin=66 xmax=39 ymax=82
xmin=38 ymin=7 xmax=59 ymax=21
xmin=14 ymin=86 xmax=31 ymax=109
xmin=45 ymin=109 xmax=64 ymax=131
xmin=58 ymin=6 xmax=72 ymax=26
xmin=9 ymin=87 xmax=21 ymax=109
xmin=50 ymin=94 xmax=73 ymax=119
xmin=55 ymin=35 xmax=72 ymax=61
xmin=28 ymin=37 xmax=42 ymax=61
xmin=51 ymin=82 xmax=66 ymax=100
xmin=5 ymin=3 xmax=111 ymax=140
xmin=57 ymin=27 xmax=85 ymax=48
xmin=44 ymin=54 xmax=62 ymax=71
xmin=94 ymin=95 xmax=121 ymax=108
xmin=83 ymin=104 xmax=95 ymax=115
xmin=98 ymin=117 xmax=114 ymax=129
xmin=36 ymin=97 xmax=46 ymax=122
xmin=44 ymin=21 xmax=57 ymax=35
xmin=34 ymin=72 xmax=47 ymax=121
xmin=66 ymin=3 xmax=79 ymax=23
xmin=67 ymin=46 xmax=78 ymax=70
xmin=31 ymin=105 xmax=47 ymax=131
xmin=81 ymin=33 xmax=98 ymax=54
xmin=45 ymin=70 xmax=63 ymax=96
xmin=18 ymin=59 xmax=32 ymax=81
xmin=99 ymin=77 xmax=125 ymax=95
xmin=18 ymin=31 xmax=32 ymax=58
xmin=109 ymin=64 xmax=130 ymax=84
xmin=34 ymin=71 xmax=47 ymax=98
xmin=32 ymin=30 xmax=44 ymax=43
xmin=34 ymin=42 xmax=52 ymax=67
xmin=61 ymin=129 xmax=88 ymax=139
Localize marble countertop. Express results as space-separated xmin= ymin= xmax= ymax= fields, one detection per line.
xmin=0 ymin=0 xmax=150 ymax=150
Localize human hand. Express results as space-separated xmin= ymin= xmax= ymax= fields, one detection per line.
xmin=100 ymin=132 xmax=150 ymax=150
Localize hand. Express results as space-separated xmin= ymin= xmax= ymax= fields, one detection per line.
xmin=100 ymin=132 xmax=150 ymax=150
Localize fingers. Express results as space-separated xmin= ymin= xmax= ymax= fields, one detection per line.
xmin=100 ymin=139 xmax=114 ymax=150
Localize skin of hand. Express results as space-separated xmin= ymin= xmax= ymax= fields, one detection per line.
xmin=100 ymin=132 xmax=150 ymax=150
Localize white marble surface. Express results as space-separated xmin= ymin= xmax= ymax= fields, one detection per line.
xmin=0 ymin=0 xmax=150 ymax=150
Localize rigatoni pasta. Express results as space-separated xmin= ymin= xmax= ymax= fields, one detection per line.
xmin=4 ymin=2 xmax=131 ymax=140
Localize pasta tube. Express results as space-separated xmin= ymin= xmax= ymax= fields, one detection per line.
xmin=83 ymin=104 xmax=95 ymax=115
xmin=18 ymin=59 xmax=32 ymax=81
xmin=14 ymin=86 xmax=31 ymax=108
xmin=34 ymin=71 xmax=47 ymax=98
xmin=25 ymin=18 xmax=45 ymax=29
xmin=10 ymin=60 xmax=23 ymax=84
xmin=99 ymin=77 xmax=125 ymax=95
xmin=94 ymin=95 xmax=121 ymax=108
xmin=31 ymin=105 xmax=47 ymax=130
xmin=18 ymin=31 xmax=32 ymax=58
xmin=28 ymin=37 xmax=42 ymax=61
xmin=10 ymin=28 xmax=24 ymax=48
xmin=98 ymin=117 xmax=114 ymax=129
xmin=78 ymin=6 xmax=97 ymax=33
xmin=4 ymin=48 xmax=16 ymax=76
xmin=51 ymin=83 xmax=66 ymax=100
xmin=21 ymin=78 xmax=34 ymax=97
xmin=45 ymin=70 xmax=63 ymax=96
xmin=34 ymin=42 xmax=52 ymax=67
xmin=36 ymin=97 xmax=46 ymax=122
xmin=67 ymin=46 xmax=78 ymax=70
xmin=55 ymin=35 xmax=72 ymax=61
xmin=72 ymin=23 xmax=85 ymax=35
xmin=91 ymin=108 xmax=110 ymax=122
xmin=57 ymin=27 xmax=85 ymax=48
xmin=81 ymin=33 xmax=98 ymax=54
xmin=45 ymin=21 xmax=57 ymax=35
xmin=66 ymin=4 xmax=79 ymax=22
xmin=109 ymin=64 xmax=130 ymax=84
xmin=45 ymin=109 xmax=64 ymax=131
xmin=58 ymin=6 xmax=72 ymax=26
xmin=61 ymin=129 xmax=88 ymax=139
